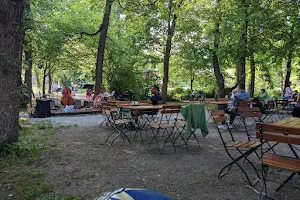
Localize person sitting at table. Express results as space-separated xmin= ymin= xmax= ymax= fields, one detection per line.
xmin=257 ymin=88 xmax=269 ymax=105
xmin=219 ymin=84 xmax=250 ymax=129
xmin=133 ymin=85 xmax=163 ymax=123
xmin=149 ymin=85 xmax=163 ymax=105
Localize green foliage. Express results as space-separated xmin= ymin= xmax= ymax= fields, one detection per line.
xmin=1 ymin=119 xmax=55 ymax=160
xmin=24 ymin=0 xmax=300 ymax=100
xmin=0 ymin=119 xmax=75 ymax=199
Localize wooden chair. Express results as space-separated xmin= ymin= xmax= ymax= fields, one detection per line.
xmin=218 ymin=98 xmax=230 ymax=101
xmin=211 ymin=110 xmax=261 ymax=186
xmin=238 ymin=107 xmax=263 ymax=138
xmin=103 ymin=106 xmax=138 ymax=145
xmin=257 ymin=123 xmax=300 ymax=192
xmin=149 ymin=105 xmax=182 ymax=153
xmin=263 ymin=100 xmax=277 ymax=122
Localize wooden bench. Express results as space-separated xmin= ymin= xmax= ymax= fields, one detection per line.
xmin=257 ymin=123 xmax=300 ymax=191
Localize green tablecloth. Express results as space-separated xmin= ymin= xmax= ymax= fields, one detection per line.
xmin=180 ymin=104 xmax=208 ymax=137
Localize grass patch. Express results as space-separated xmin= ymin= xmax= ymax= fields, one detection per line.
xmin=0 ymin=119 xmax=76 ymax=200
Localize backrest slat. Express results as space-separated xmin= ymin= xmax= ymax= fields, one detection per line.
xmin=256 ymin=131 xmax=300 ymax=145
xmin=240 ymin=112 xmax=262 ymax=118
xmin=258 ymin=123 xmax=300 ymax=136
xmin=211 ymin=110 xmax=225 ymax=116
xmin=213 ymin=116 xmax=227 ymax=123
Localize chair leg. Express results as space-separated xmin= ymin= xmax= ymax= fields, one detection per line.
xmin=109 ymin=130 xmax=122 ymax=145
xmin=106 ymin=129 xmax=117 ymax=143
xmin=276 ymin=172 xmax=296 ymax=192
xmin=218 ymin=146 xmax=261 ymax=186
xmin=192 ymin=131 xmax=201 ymax=149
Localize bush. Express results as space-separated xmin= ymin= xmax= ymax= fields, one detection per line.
xmin=167 ymin=87 xmax=186 ymax=101
xmin=204 ymin=90 xmax=215 ymax=98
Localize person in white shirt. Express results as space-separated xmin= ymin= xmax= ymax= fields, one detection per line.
xmin=281 ymin=82 xmax=293 ymax=110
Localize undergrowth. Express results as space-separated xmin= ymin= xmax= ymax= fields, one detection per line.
xmin=0 ymin=118 xmax=75 ymax=200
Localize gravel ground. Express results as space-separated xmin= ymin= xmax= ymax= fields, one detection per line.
xmin=29 ymin=120 xmax=300 ymax=200
xmin=30 ymin=114 xmax=105 ymax=127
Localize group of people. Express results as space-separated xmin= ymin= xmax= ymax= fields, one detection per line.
xmin=218 ymin=82 xmax=299 ymax=129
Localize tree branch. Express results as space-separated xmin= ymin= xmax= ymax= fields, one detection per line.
xmin=79 ymin=25 xmax=103 ymax=39
xmin=117 ymin=0 xmax=125 ymax=9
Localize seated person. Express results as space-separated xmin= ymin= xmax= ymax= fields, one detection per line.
xmin=149 ymin=85 xmax=163 ymax=105
xmin=219 ymin=84 xmax=250 ymax=129
xmin=61 ymin=85 xmax=74 ymax=106
xmin=257 ymin=88 xmax=269 ymax=105
xmin=133 ymin=85 xmax=163 ymax=121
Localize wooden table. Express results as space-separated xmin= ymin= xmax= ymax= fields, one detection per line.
xmin=272 ymin=117 xmax=300 ymax=128
xmin=121 ymin=105 xmax=163 ymax=110
xmin=208 ymin=101 xmax=232 ymax=105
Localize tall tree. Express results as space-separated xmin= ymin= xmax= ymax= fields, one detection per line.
xmin=95 ymin=0 xmax=114 ymax=94
xmin=0 ymin=0 xmax=25 ymax=144
xmin=284 ymin=24 xmax=295 ymax=88
xmin=212 ymin=0 xmax=225 ymax=98
xmin=162 ymin=0 xmax=183 ymax=103
xmin=235 ymin=0 xmax=248 ymax=86
xmin=24 ymin=1 xmax=33 ymax=103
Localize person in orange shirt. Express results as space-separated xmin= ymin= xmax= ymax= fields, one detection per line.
xmin=61 ymin=85 xmax=74 ymax=106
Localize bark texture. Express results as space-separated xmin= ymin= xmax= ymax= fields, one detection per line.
xmin=95 ymin=0 xmax=114 ymax=95
xmin=162 ymin=0 xmax=177 ymax=103
xmin=24 ymin=0 xmax=33 ymax=104
xmin=24 ymin=49 xmax=32 ymax=102
xmin=284 ymin=25 xmax=295 ymax=88
xmin=249 ymin=52 xmax=255 ymax=97
xmin=0 ymin=0 xmax=25 ymax=144
xmin=236 ymin=0 xmax=248 ymax=86
xmin=35 ymin=69 xmax=40 ymax=88
xmin=48 ymin=73 xmax=52 ymax=94
xmin=42 ymin=68 xmax=47 ymax=95
xmin=212 ymin=0 xmax=225 ymax=98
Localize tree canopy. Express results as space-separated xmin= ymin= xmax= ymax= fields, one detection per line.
xmin=23 ymin=0 xmax=300 ymax=99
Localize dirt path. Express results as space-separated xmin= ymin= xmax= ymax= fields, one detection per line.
xmin=39 ymin=125 xmax=299 ymax=200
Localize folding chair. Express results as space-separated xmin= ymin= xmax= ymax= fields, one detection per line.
xmin=276 ymin=100 xmax=292 ymax=119
xmin=103 ymin=107 xmax=137 ymax=145
xmin=205 ymin=98 xmax=218 ymax=123
xmin=257 ymin=123 xmax=300 ymax=193
xmin=211 ymin=110 xmax=261 ymax=186
xmin=149 ymin=105 xmax=182 ymax=153
xmin=263 ymin=100 xmax=277 ymax=122
xmin=239 ymin=107 xmax=263 ymax=138
xmin=99 ymin=102 xmax=110 ymax=126
xmin=230 ymin=100 xmax=251 ymax=129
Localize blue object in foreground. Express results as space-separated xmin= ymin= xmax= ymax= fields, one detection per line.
xmin=95 ymin=188 xmax=174 ymax=200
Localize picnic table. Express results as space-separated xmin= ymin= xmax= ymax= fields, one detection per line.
xmin=256 ymin=117 xmax=300 ymax=192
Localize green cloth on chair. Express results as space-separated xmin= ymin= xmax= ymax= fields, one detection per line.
xmin=180 ymin=104 xmax=208 ymax=137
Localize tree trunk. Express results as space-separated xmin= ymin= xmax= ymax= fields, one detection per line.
xmin=95 ymin=0 xmax=114 ymax=95
xmin=48 ymin=73 xmax=52 ymax=94
xmin=24 ymin=49 xmax=32 ymax=103
xmin=284 ymin=25 xmax=295 ymax=88
xmin=24 ymin=0 xmax=32 ymax=104
xmin=236 ymin=0 xmax=248 ymax=86
xmin=42 ymin=68 xmax=47 ymax=95
xmin=212 ymin=0 xmax=225 ymax=98
xmin=248 ymin=52 xmax=255 ymax=97
xmin=0 ymin=0 xmax=25 ymax=144
xmin=162 ymin=1 xmax=177 ymax=103
xmin=190 ymin=78 xmax=194 ymax=92
xmin=35 ymin=69 xmax=40 ymax=88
